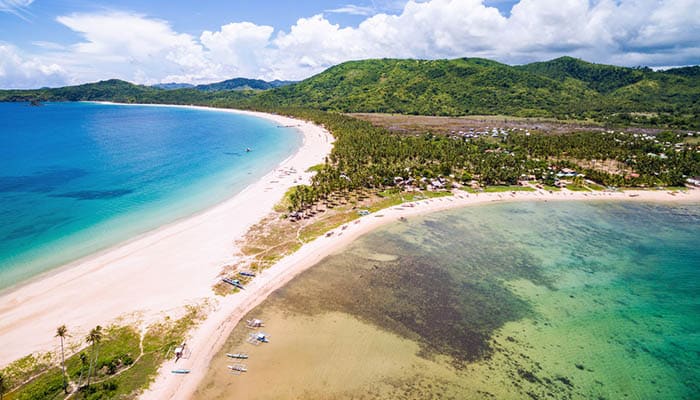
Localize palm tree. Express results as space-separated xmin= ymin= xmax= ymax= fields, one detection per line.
xmin=55 ymin=325 xmax=69 ymax=393
xmin=85 ymin=326 xmax=103 ymax=387
xmin=76 ymin=352 xmax=88 ymax=388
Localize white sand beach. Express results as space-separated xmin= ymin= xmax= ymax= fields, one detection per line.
xmin=0 ymin=107 xmax=334 ymax=366
xmin=141 ymin=186 xmax=699 ymax=400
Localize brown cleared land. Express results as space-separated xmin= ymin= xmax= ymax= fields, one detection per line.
xmin=349 ymin=113 xmax=670 ymax=136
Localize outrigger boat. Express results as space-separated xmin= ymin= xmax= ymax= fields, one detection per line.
xmin=226 ymin=352 xmax=249 ymax=359
xmin=238 ymin=271 xmax=256 ymax=277
xmin=223 ymin=277 xmax=245 ymax=290
xmin=246 ymin=318 xmax=264 ymax=328
xmin=228 ymin=364 xmax=248 ymax=372
xmin=171 ymin=369 xmax=191 ymax=374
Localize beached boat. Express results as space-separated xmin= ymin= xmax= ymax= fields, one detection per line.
xmin=239 ymin=271 xmax=256 ymax=278
xmin=228 ymin=364 xmax=248 ymax=372
xmin=254 ymin=332 xmax=269 ymax=343
xmin=223 ymin=277 xmax=245 ymax=290
xmin=247 ymin=331 xmax=270 ymax=344
xmin=226 ymin=352 xmax=249 ymax=359
xmin=171 ymin=369 xmax=191 ymax=374
xmin=246 ymin=318 xmax=264 ymax=328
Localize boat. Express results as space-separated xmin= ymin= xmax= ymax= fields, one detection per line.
xmin=246 ymin=147 xmax=252 ymax=152
xmin=223 ymin=277 xmax=245 ymax=290
xmin=228 ymin=364 xmax=248 ymax=372
xmin=246 ymin=318 xmax=264 ymax=328
xmin=254 ymin=332 xmax=269 ymax=343
xmin=239 ymin=271 xmax=256 ymax=278
xmin=171 ymin=369 xmax=191 ymax=374
xmin=226 ymin=353 xmax=249 ymax=359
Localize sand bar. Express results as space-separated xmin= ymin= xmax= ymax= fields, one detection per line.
xmin=0 ymin=106 xmax=334 ymax=365
xmin=142 ymin=186 xmax=699 ymax=400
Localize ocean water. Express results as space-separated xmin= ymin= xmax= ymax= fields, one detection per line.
xmin=0 ymin=102 xmax=301 ymax=289
xmin=195 ymin=201 xmax=700 ymax=400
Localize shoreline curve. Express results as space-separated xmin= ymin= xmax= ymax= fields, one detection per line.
xmin=0 ymin=105 xmax=334 ymax=366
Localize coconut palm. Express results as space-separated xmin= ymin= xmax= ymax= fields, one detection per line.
xmin=76 ymin=352 xmax=88 ymax=388
xmin=85 ymin=325 xmax=103 ymax=387
xmin=55 ymin=325 xmax=69 ymax=393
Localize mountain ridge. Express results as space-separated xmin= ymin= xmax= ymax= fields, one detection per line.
xmin=1 ymin=57 xmax=697 ymax=128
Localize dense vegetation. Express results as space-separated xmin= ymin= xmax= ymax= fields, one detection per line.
xmin=1 ymin=57 xmax=698 ymax=128
xmin=241 ymin=108 xmax=699 ymax=213
xmin=193 ymin=78 xmax=294 ymax=91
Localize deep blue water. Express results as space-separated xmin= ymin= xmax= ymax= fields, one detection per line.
xmin=0 ymin=102 xmax=301 ymax=288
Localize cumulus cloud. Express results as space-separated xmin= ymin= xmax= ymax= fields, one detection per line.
xmin=54 ymin=12 xmax=217 ymax=84
xmin=0 ymin=44 xmax=67 ymax=88
xmin=1 ymin=0 xmax=698 ymax=88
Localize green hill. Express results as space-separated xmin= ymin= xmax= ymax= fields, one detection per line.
xmin=1 ymin=57 xmax=698 ymax=128
xmin=195 ymin=78 xmax=295 ymax=91
xmin=236 ymin=57 xmax=699 ymax=126
xmin=515 ymin=56 xmax=647 ymax=93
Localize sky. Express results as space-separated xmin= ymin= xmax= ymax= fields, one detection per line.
xmin=0 ymin=0 xmax=698 ymax=89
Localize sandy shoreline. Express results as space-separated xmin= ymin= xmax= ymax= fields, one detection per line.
xmin=141 ymin=186 xmax=699 ymax=400
xmin=0 ymin=106 xmax=334 ymax=366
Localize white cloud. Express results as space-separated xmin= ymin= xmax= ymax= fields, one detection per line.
xmin=198 ymin=22 xmax=275 ymax=79
xmin=1 ymin=0 xmax=698 ymax=88
xmin=54 ymin=12 xmax=215 ymax=84
xmin=0 ymin=0 xmax=34 ymax=20
xmin=0 ymin=43 xmax=67 ymax=89
xmin=325 ymin=4 xmax=376 ymax=16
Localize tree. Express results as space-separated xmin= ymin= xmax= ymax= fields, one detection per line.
xmin=85 ymin=325 xmax=103 ymax=387
xmin=0 ymin=372 xmax=6 ymax=400
xmin=55 ymin=325 xmax=69 ymax=393
xmin=76 ymin=352 xmax=88 ymax=388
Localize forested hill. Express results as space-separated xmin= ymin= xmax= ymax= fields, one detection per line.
xmin=194 ymin=78 xmax=295 ymax=91
xmin=242 ymin=57 xmax=699 ymax=126
xmin=1 ymin=57 xmax=698 ymax=128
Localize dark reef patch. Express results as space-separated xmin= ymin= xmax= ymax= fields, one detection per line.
xmin=0 ymin=168 xmax=88 ymax=193
xmin=50 ymin=189 xmax=133 ymax=200
xmin=270 ymin=214 xmax=544 ymax=365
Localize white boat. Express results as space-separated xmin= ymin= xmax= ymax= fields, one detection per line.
xmin=226 ymin=353 xmax=249 ymax=359
xmin=228 ymin=364 xmax=247 ymax=372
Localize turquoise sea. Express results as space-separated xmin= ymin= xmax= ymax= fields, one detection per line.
xmin=0 ymin=102 xmax=301 ymax=289
xmin=197 ymin=201 xmax=700 ymax=399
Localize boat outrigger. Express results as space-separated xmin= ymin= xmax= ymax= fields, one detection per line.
xmin=226 ymin=352 xmax=249 ymax=359
xmin=223 ymin=277 xmax=245 ymax=290
xmin=171 ymin=369 xmax=191 ymax=374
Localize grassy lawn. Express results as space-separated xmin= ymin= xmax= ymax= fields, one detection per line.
xmin=565 ymin=183 xmax=591 ymax=192
xmin=585 ymin=182 xmax=606 ymax=191
xmin=462 ymin=185 xmax=535 ymax=193
xmin=543 ymin=185 xmax=561 ymax=192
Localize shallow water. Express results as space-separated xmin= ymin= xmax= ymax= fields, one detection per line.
xmin=0 ymin=102 xmax=300 ymax=289
xmin=195 ymin=201 xmax=700 ymax=399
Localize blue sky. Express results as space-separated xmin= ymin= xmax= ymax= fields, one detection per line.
xmin=0 ymin=0 xmax=697 ymax=88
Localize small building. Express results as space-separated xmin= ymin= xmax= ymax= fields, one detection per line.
xmin=687 ymin=177 xmax=700 ymax=187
